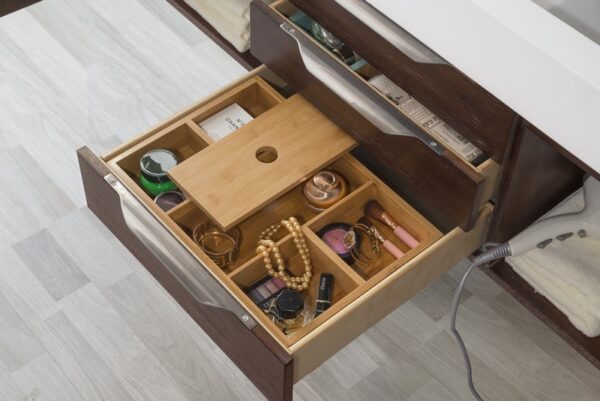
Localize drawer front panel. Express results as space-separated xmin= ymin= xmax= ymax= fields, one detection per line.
xmin=77 ymin=147 xmax=294 ymax=401
xmin=251 ymin=0 xmax=486 ymax=231
xmin=289 ymin=0 xmax=517 ymax=163
xmin=104 ymin=172 xmax=256 ymax=327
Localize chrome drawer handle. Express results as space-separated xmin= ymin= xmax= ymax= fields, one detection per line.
xmin=335 ymin=0 xmax=447 ymax=65
xmin=281 ymin=22 xmax=444 ymax=155
xmin=104 ymin=173 xmax=256 ymax=329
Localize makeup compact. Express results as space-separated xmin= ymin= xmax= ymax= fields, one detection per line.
xmin=246 ymin=276 xmax=287 ymax=310
xmin=154 ymin=190 xmax=185 ymax=212
xmin=139 ymin=149 xmax=178 ymax=197
xmin=302 ymin=170 xmax=348 ymax=212
xmin=318 ymin=223 xmax=360 ymax=265
xmin=193 ymin=222 xmax=242 ymax=269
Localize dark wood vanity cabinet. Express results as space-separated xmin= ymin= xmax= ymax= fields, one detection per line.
xmin=76 ymin=1 xmax=599 ymax=400
xmin=486 ymin=122 xmax=600 ymax=369
xmin=0 ymin=0 xmax=41 ymax=17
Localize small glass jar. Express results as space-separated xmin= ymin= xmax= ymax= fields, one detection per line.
xmin=139 ymin=149 xmax=178 ymax=197
xmin=275 ymin=289 xmax=307 ymax=334
xmin=193 ymin=222 xmax=242 ymax=269
xmin=302 ymin=170 xmax=348 ymax=212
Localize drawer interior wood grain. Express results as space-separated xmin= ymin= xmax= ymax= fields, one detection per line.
xmin=101 ymin=67 xmax=492 ymax=383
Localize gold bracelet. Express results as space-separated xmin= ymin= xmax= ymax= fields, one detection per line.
xmin=350 ymin=223 xmax=381 ymax=265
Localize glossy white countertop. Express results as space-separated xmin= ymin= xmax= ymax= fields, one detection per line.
xmin=368 ymin=0 xmax=600 ymax=174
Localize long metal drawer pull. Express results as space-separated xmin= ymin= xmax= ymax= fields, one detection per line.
xmin=105 ymin=173 xmax=257 ymax=329
xmin=335 ymin=0 xmax=447 ymax=65
xmin=281 ymin=22 xmax=444 ymax=155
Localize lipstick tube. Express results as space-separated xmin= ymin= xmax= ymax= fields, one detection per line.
xmin=315 ymin=273 xmax=334 ymax=317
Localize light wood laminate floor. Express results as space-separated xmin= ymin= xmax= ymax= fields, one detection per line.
xmin=0 ymin=0 xmax=598 ymax=400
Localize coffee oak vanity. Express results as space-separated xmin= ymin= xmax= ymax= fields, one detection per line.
xmin=78 ymin=1 xmax=598 ymax=400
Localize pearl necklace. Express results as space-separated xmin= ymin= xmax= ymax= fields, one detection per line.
xmin=256 ymin=217 xmax=313 ymax=290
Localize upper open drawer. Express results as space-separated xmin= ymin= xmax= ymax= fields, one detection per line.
xmin=285 ymin=0 xmax=517 ymax=163
xmin=250 ymin=0 xmax=501 ymax=231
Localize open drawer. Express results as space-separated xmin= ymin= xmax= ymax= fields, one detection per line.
xmin=285 ymin=0 xmax=517 ymax=164
xmin=251 ymin=0 xmax=502 ymax=232
xmin=78 ymin=67 xmax=493 ymax=401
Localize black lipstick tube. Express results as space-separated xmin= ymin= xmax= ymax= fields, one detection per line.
xmin=315 ymin=273 xmax=334 ymax=317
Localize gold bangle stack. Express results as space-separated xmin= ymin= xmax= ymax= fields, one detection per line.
xmin=350 ymin=223 xmax=381 ymax=265
xmin=193 ymin=223 xmax=241 ymax=269
xmin=256 ymin=217 xmax=313 ymax=291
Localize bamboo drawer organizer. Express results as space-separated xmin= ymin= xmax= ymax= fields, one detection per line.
xmin=105 ymin=73 xmax=447 ymax=348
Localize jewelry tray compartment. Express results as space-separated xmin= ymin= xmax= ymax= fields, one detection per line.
xmin=99 ymin=68 xmax=492 ymax=382
xmin=307 ymin=183 xmax=441 ymax=281
xmin=104 ymin=66 xmax=443 ymax=347
xmin=169 ymin=156 xmax=374 ymax=274
xmin=108 ymin=74 xmax=285 ymax=186
xmin=167 ymin=94 xmax=356 ymax=230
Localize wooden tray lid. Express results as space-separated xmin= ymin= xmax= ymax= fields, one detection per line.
xmin=168 ymin=95 xmax=357 ymax=230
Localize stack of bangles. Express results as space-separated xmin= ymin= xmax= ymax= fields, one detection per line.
xmin=347 ymin=223 xmax=381 ymax=265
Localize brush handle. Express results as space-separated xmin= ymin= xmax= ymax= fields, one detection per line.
xmin=393 ymin=227 xmax=419 ymax=248
xmin=383 ymin=240 xmax=404 ymax=259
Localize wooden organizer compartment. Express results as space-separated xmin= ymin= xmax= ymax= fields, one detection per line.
xmin=107 ymin=75 xmax=285 ymax=205
xmin=114 ymin=122 xmax=210 ymax=185
xmin=168 ymin=155 xmax=374 ymax=273
xmin=308 ymin=182 xmax=442 ymax=281
xmin=187 ymin=75 xmax=284 ymax=127
xmin=168 ymin=94 xmax=357 ymax=230
xmin=166 ymin=152 xmax=443 ymax=348
xmin=230 ymin=234 xmax=362 ymax=341
xmin=103 ymin=68 xmax=463 ymax=352
xmin=90 ymin=68 xmax=499 ymax=394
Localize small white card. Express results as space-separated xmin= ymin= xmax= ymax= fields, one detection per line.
xmin=199 ymin=103 xmax=254 ymax=141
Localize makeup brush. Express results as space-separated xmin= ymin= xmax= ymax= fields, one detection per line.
xmin=365 ymin=200 xmax=420 ymax=248
xmin=357 ymin=217 xmax=404 ymax=259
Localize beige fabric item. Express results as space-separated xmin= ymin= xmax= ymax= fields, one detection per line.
xmin=219 ymin=0 xmax=252 ymax=20
xmin=507 ymin=187 xmax=600 ymax=337
xmin=185 ymin=0 xmax=251 ymax=52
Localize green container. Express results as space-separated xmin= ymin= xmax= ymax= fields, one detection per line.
xmin=139 ymin=174 xmax=177 ymax=197
xmin=139 ymin=149 xmax=178 ymax=197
